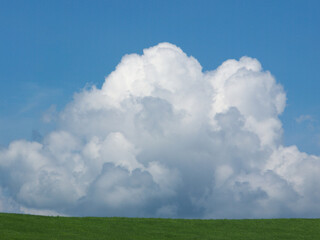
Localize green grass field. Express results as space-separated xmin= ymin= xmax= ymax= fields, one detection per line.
xmin=0 ymin=213 xmax=320 ymax=240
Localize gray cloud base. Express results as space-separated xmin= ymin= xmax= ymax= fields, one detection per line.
xmin=1 ymin=43 xmax=319 ymax=218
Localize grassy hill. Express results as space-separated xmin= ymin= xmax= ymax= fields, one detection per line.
xmin=0 ymin=213 xmax=320 ymax=239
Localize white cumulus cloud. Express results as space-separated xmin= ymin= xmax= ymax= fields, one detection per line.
xmin=0 ymin=42 xmax=319 ymax=218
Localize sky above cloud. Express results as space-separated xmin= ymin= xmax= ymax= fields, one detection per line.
xmin=1 ymin=43 xmax=320 ymax=218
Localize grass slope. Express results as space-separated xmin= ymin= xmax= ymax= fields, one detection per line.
xmin=1 ymin=213 xmax=320 ymax=239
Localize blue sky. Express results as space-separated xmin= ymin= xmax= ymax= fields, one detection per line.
xmin=1 ymin=0 xmax=320 ymax=218
xmin=1 ymin=0 xmax=319 ymax=154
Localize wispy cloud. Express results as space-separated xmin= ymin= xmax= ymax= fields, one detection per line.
xmin=18 ymin=82 xmax=62 ymax=114
xmin=296 ymin=114 xmax=314 ymax=123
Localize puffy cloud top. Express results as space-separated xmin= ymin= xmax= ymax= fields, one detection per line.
xmin=0 ymin=43 xmax=319 ymax=218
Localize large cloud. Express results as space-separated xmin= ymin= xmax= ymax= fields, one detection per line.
xmin=1 ymin=43 xmax=319 ymax=218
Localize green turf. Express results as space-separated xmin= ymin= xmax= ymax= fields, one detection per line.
xmin=0 ymin=213 xmax=320 ymax=239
